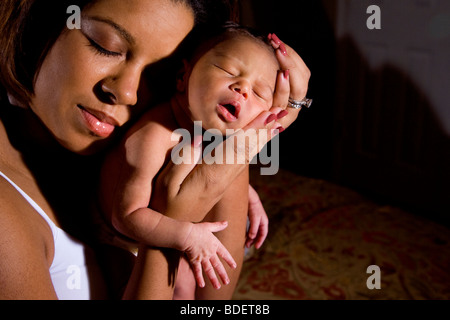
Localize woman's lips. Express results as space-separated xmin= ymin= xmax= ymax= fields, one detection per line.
xmin=78 ymin=105 xmax=117 ymax=138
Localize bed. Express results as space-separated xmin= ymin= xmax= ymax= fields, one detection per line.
xmin=233 ymin=168 xmax=450 ymax=300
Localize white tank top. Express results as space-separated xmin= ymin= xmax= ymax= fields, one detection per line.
xmin=0 ymin=171 xmax=108 ymax=299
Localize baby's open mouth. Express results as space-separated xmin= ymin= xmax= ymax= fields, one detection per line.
xmin=217 ymin=101 xmax=241 ymax=122
xmin=223 ymin=103 xmax=239 ymax=118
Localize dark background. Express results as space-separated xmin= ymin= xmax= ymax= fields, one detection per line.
xmin=237 ymin=0 xmax=450 ymax=226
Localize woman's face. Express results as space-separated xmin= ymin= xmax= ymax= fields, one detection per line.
xmin=32 ymin=0 xmax=194 ymax=154
xmin=184 ymin=36 xmax=279 ymax=134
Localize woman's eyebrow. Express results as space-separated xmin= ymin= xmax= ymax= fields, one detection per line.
xmin=84 ymin=15 xmax=135 ymax=45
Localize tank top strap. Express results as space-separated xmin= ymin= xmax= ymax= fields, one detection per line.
xmin=0 ymin=170 xmax=58 ymax=237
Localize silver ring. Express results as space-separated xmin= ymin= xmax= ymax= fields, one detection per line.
xmin=287 ymin=97 xmax=313 ymax=109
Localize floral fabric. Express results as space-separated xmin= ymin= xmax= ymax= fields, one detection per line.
xmin=233 ymin=169 xmax=450 ymax=300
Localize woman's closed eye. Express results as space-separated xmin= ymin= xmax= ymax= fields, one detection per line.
xmin=86 ymin=37 xmax=122 ymax=58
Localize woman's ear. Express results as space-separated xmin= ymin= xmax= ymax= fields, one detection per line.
xmin=176 ymin=59 xmax=191 ymax=93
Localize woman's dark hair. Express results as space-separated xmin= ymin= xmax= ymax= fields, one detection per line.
xmin=0 ymin=0 xmax=236 ymax=106
xmin=0 ymin=0 xmax=93 ymax=105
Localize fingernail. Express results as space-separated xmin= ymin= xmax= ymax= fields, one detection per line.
xmin=271 ymin=33 xmax=282 ymax=45
xmin=277 ymin=110 xmax=289 ymax=119
xmin=283 ymin=69 xmax=290 ymax=79
xmin=280 ymin=43 xmax=288 ymax=56
xmin=264 ymin=113 xmax=277 ymax=125
xmin=271 ymin=126 xmax=285 ymax=135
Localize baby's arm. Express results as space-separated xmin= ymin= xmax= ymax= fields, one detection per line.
xmin=100 ymin=114 xmax=235 ymax=287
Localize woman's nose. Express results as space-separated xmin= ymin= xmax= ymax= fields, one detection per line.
xmin=230 ymin=81 xmax=249 ymax=100
xmin=100 ymin=67 xmax=140 ymax=106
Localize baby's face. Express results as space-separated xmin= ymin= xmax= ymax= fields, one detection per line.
xmin=186 ymin=36 xmax=279 ymax=133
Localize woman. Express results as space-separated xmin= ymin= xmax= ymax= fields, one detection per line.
xmin=0 ymin=0 xmax=310 ymax=299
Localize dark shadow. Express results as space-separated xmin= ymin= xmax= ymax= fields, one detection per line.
xmin=240 ymin=0 xmax=450 ymax=226
xmin=239 ymin=0 xmax=337 ymax=181
xmin=332 ymin=36 xmax=450 ymax=227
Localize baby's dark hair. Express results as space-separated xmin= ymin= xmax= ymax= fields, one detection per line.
xmin=180 ymin=21 xmax=275 ymax=66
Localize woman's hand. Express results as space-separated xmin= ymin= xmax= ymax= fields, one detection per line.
xmin=154 ymin=112 xmax=282 ymax=218
xmin=246 ymin=184 xmax=269 ymax=249
xmin=182 ymin=221 xmax=237 ymax=290
xmin=268 ymin=33 xmax=311 ymax=129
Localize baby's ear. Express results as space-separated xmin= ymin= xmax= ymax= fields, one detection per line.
xmin=176 ymin=59 xmax=191 ymax=92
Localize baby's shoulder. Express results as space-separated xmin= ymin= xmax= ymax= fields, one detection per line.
xmin=130 ymin=103 xmax=178 ymax=138
xmin=120 ymin=104 xmax=181 ymax=165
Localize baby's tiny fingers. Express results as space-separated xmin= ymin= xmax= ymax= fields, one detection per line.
xmin=210 ymin=255 xmax=230 ymax=286
xmin=202 ymin=259 xmax=221 ymax=289
xmin=245 ymin=237 xmax=255 ymax=249
xmin=254 ymin=229 xmax=268 ymax=249
xmin=192 ymin=261 xmax=205 ymax=288
xmin=218 ymin=245 xmax=237 ymax=269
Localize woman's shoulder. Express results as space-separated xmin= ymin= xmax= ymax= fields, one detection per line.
xmin=0 ymin=176 xmax=54 ymax=261
xmin=0 ymin=178 xmax=57 ymax=298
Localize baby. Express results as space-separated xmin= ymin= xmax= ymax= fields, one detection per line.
xmin=100 ymin=22 xmax=285 ymax=297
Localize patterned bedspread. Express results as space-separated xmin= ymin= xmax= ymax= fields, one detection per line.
xmin=233 ymin=168 xmax=450 ymax=300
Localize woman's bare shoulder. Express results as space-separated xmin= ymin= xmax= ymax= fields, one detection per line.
xmin=0 ymin=178 xmax=57 ymax=299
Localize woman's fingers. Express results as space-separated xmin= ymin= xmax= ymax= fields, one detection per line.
xmin=269 ymin=33 xmax=311 ymax=100
xmin=271 ymin=62 xmax=299 ymax=130
xmin=272 ymin=69 xmax=291 ymax=110
xmin=229 ymin=110 xmax=283 ymax=163
xmin=268 ymin=33 xmax=311 ymax=129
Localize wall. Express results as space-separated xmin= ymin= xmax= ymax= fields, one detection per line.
xmin=239 ymin=0 xmax=450 ymax=225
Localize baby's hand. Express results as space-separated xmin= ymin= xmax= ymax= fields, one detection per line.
xmin=246 ymin=184 xmax=269 ymax=249
xmin=182 ymin=221 xmax=237 ymax=289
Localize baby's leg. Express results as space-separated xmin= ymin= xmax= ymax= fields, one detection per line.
xmin=195 ymin=170 xmax=249 ymax=300
xmin=173 ymin=256 xmax=196 ymax=300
